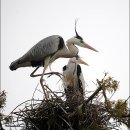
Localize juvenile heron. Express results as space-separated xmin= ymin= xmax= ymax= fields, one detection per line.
xmin=62 ymin=57 xmax=87 ymax=100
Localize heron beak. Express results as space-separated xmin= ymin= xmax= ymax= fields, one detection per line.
xmin=83 ymin=42 xmax=98 ymax=52
xmin=77 ymin=58 xmax=89 ymax=66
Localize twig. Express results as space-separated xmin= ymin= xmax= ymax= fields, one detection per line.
xmin=32 ymin=82 xmax=39 ymax=99
xmin=121 ymin=96 xmax=130 ymax=106
xmin=43 ymin=84 xmax=59 ymax=99
xmin=40 ymin=80 xmax=48 ymax=100
xmin=46 ymin=72 xmax=63 ymax=79
xmin=56 ymin=103 xmax=68 ymax=115
xmin=58 ymin=115 xmax=74 ymax=130
xmin=85 ymin=86 xmax=102 ymax=104
xmin=4 ymin=99 xmax=42 ymax=119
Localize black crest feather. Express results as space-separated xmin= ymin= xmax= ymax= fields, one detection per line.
xmin=75 ymin=19 xmax=83 ymax=40
xmin=75 ymin=19 xmax=79 ymax=37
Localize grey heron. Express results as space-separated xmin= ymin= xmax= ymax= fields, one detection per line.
xmin=9 ymin=23 xmax=98 ymax=84
xmin=62 ymin=57 xmax=87 ymax=101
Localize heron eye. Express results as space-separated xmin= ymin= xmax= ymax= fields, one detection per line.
xmin=63 ymin=66 xmax=67 ymax=71
xmin=75 ymin=35 xmax=83 ymax=41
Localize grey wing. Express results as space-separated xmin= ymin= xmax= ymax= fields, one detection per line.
xmin=20 ymin=35 xmax=63 ymax=62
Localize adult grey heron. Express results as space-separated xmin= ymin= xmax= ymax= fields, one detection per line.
xmin=9 ymin=22 xmax=98 ymax=83
xmin=62 ymin=57 xmax=87 ymax=101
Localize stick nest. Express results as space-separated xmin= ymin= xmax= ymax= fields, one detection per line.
xmin=2 ymin=73 xmax=130 ymax=130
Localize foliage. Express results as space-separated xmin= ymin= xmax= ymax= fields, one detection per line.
xmin=0 ymin=91 xmax=6 ymax=109
xmin=0 ymin=90 xmax=7 ymax=130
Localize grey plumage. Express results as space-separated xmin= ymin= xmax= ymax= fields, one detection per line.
xmin=22 ymin=35 xmax=63 ymax=61
xmin=9 ymin=35 xmax=64 ymax=70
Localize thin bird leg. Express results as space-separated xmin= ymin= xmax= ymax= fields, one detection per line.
xmin=30 ymin=65 xmax=63 ymax=78
xmin=40 ymin=65 xmax=50 ymax=99
xmin=30 ymin=66 xmax=40 ymax=77
xmin=49 ymin=64 xmax=52 ymax=72
xmin=40 ymin=57 xmax=51 ymax=97
xmin=40 ymin=67 xmax=47 ymax=82
xmin=40 ymin=57 xmax=50 ymax=82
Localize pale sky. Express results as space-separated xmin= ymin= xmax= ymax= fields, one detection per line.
xmin=1 ymin=0 xmax=129 ymax=129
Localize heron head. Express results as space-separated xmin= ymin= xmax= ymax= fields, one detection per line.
xmin=77 ymin=57 xmax=89 ymax=66
xmin=68 ymin=57 xmax=89 ymax=66
xmin=73 ymin=20 xmax=98 ymax=52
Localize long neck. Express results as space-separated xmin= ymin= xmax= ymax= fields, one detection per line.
xmin=62 ymin=42 xmax=78 ymax=58
xmin=49 ymin=42 xmax=78 ymax=64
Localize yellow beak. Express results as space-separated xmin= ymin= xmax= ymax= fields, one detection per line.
xmin=83 ymin=42 xmax=98 ymax=52
xmin=77 ymin=58 xmax=89 ymax=66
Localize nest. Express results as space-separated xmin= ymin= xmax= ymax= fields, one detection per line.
xmin=4 ymin=97 xmax=110 ymax=130
xmin=2 ymin=73 xmax=130 ymax=130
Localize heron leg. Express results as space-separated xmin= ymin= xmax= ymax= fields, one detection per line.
xmin=40 ymin=57 xmax=51 ymax=97
xmin=30 ymin=66 xmax=41 ymax=77
xmin=49 ymin=64 xmax=52 ymax=72
xmin=39 ymin=64 xmax=48 ymax=82
xmin=30 ymin=65 xmax=63 ymax=78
